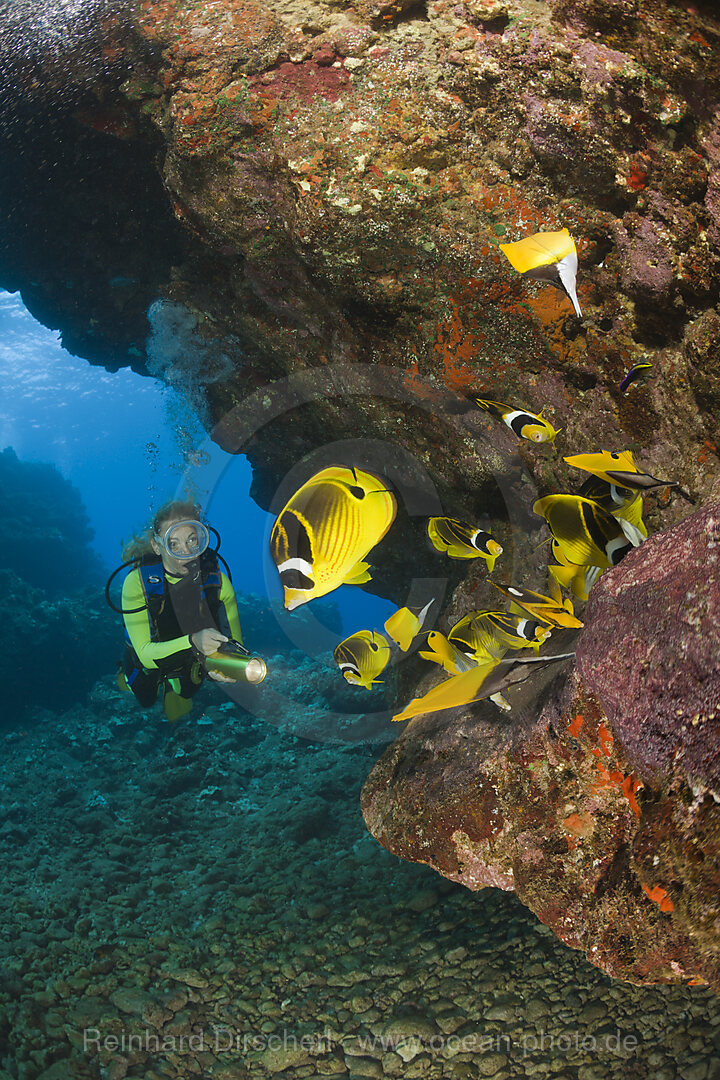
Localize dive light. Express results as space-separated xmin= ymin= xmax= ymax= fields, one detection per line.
xmin=206 ymin=639 xmax=267 ymax=684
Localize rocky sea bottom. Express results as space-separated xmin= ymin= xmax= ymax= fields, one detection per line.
xmin=1 ymin=674 xmax=719 ymax=1080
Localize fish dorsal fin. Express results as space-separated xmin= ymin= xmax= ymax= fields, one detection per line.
xmin=555 ymin=251 xmax=582 ymax=318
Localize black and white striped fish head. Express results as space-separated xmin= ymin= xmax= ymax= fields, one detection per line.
xmin=270 ymin=509 xmax=317 ymax=610
xmin=514 ymin=618 xmax=551 ymax=644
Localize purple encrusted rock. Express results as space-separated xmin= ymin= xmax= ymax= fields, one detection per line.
xmin=577 ymin=499 xmax=720 ymax=790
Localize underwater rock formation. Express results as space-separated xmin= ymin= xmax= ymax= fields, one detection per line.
xmin=0 ymin=447 xmax=104 ymax=596
xmin=1 ymin=0 xmax=719 ymax=525
xmin=0 ymin=449 xmax=118 ymax=720
xmin=0 ymin=569 xmax=119 ymax=721
xmin=362 ymin=499 xmax=720 ymax=991
xmin=1 ymin=0 xmax=720 ymax=991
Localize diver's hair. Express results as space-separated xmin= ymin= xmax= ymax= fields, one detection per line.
xmin=121 ymin=499 xmax=204 ymax=561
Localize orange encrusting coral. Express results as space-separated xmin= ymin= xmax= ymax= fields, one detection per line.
xmin=567 ymin=711 xmax=643 ymax=818
xmin=641 ymin=883 xmax=675 ymax=913
xmin=568 ymin=712 xmax=584 ymax=738
xmin=433 ymin=300 xmax=485 ymax=393
xmin=562 ymin=811 xmax=595 ymax=839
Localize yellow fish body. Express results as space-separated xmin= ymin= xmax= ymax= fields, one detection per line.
xmin=577 ymin=475 xmax=647 ymax=539
xmin=419 ymin=630 xmax=478 ymax=675
xmin=473 ymin=398 xmax=560 ymax=444
xmin=499 ymin=228 xmax=582 ymax=318
xmin=392 ymin=658 xmax=501 ymax=723
xmin=427 ymin=516 xmax=503 ymax=568
xmin=270 ymin=466 xmax=396 ymax=610
xmin=449 ymin=609 xmax=551 ymax=660
xmin=489 ymin=581 xmax=583 ymax=629
xmin=333 ymin=630 xmax=390 ymax=690
xmin=383 ymin=600 xmax=433 ymax=653
xmin=548 ymin=559 xmax=604 ymax=603
xmin=533 ymin=494 xmax=641 ymax=569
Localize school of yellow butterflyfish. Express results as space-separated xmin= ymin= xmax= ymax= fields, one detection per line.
xmin=268 ymin=232 xmax=682 ymax=722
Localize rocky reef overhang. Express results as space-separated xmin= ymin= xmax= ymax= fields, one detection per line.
xmin=362 ymin=497 xmax=720 ymax=991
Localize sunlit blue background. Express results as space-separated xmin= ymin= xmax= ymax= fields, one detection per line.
xmin=0 ymin=290 xmax=393 ymax=634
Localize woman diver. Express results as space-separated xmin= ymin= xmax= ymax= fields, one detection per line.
xmin=111 ymin=499 xmax=245 ymax=721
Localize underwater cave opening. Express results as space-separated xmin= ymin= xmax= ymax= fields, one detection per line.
xmin=0 ymin=289 xmax=396 ymax=638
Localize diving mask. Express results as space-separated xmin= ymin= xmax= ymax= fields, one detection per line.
xmin=154 ymin=519 xmax=210 ymax=561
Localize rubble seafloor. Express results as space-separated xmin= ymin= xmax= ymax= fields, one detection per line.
xmin=1 ymin=674 xmax=719 ymax=1080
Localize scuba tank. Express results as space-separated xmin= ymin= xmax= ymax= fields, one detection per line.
xmin=205 ymin=639 xmax=267 ymax=684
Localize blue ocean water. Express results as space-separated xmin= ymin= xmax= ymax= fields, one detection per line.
xmin=0 ymin=289 xmax=394 ymax=635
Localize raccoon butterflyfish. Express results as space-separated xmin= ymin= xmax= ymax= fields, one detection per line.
xmin=499 ymin=228 xmax=582 ymax=318
xmin=563 ymin=451 xmax=678 ymax=494
xmin=427 ymin=516 xmax=503 ymax=568
xmin=383 ymin=600 xmax=434 ymax=652
xmin=419 ymin=630 xmax=479 ymax=675
xmin=392 ymin=651 xmax=576 ymax=722
xmin=333 ymin=630 xmax=391 ymax=689
xmin=620 ymin=362 xmax=652 ymax=393
xmin=270 ymin=466 xmax=397 ymax=610
xmin=448 ymin=609 xmax=552 ymax=660
xmin=472 ymin=398 xmax=560 ymax=444
xmin=391 ymin=658 xmax=501 ymax=722
xmin=534 ymin=494 xmax=644 ymax=569
xmin=488 ymin=581 xmax=583 ymax=629
xmin=577 ymin=475 xmax=647 ymax=539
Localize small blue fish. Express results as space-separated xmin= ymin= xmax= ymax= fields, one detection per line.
xmin=619 ymin=363 xmax=652 ymax=394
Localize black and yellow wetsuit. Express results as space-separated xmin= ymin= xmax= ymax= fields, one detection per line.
xmin=121 ymin=551 xmax=242 ymax=719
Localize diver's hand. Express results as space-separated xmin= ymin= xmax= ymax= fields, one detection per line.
xmin=207 ymin=670 xmax=235 ymax=683
xmin=191 ymin=628 xmax=228 ymax=655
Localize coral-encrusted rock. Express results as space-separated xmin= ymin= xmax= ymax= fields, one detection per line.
xmin=2 ymin=0 xmax=720 ymax=529
xmin=577 ymin=498 xmax=720 ymax=790
xmin=362 ymin=500 xmax=720 ymax=990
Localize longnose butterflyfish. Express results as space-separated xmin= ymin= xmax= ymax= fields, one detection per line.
xmin=333 ymin=630 xmax=391 ymax=690
xmin=472 ymin=398 xmax=560 ymax=445
xmin=270 ymin=466 xmax=397 ymax=610
xmin=488 ymin=581 xmax=583 ymax=629
xmin=427 ymin=517 xmax=503 ymax=569
xmin=499 ymin=228 xmax=582 ymax=318
xmin=419 ymin=630 xmax=479 ymax=675
xmin=383 ymin=600 xmax=434 ymax=652
xmin=563 ymin=451 xmax=678 ymax=493
xmin=577 ymin=475 xmax=647 ymax=538
xmin=391 ymin=658 xmax=501 ymax=722
xmin=449 ymin=610 xmax=552 ymax=660
xmin=534 ymin=494 xmax=644 ymax=569
xmin=619 ymin=362 xmax=652 ymax=393
xmin=392 ymin=652 xmax=576 ymax=723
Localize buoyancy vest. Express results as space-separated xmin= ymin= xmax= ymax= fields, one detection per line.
xmin=127 ymin=551 xmax=232 ymax=649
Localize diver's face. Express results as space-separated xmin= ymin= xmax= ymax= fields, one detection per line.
xmin=152 ymin=520 xmax=199 ymax=575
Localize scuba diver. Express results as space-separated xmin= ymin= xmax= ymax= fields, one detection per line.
xmin=107 ymin=499 xmax=264 ymax=722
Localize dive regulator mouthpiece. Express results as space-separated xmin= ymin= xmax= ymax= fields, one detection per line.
xmin=206 ymin=640 xmax=267 ymax=684
xmin=155 ymin=519 xmax=210 ymax=561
